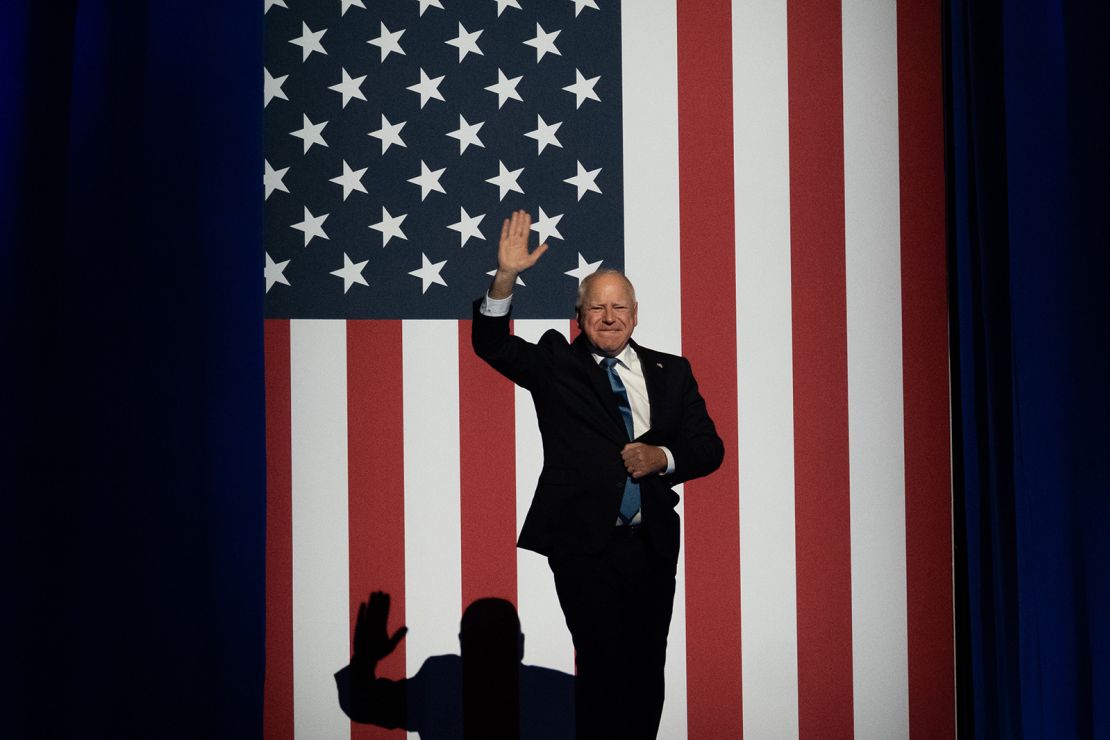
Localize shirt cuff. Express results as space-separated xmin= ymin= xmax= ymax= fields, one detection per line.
xmin=660 ymin=446 xmax=675 ymax=475
xmin=480 ymin=292 xmax=512 ymax=317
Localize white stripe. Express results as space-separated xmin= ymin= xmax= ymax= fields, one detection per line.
xmin=664 ymin=494 xmax=689 ymax=739
xmin=732 ymin=0 xmax=801 ymax=737
xmin=402 ymin=321 xmax=463 ymax=683
xmin=290 ymin=320 xmax=351 ymax=740
xmin=621 ymin=0 xmax=682 ymax=356
xmin=513 ymin=319 xmax=576 ymax=674
xmin=621 ymin=2 xmax=687 ymax=734
xmin=842 ymin=0 xmax=910 ymax=737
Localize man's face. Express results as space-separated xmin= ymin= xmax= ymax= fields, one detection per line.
xmin=577 ymin=274 xmax=638 ymax=356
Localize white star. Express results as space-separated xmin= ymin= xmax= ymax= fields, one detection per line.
xmin=523 ymin=23 xmax=561 ymax=62
xmin=409 ymin=253 xmax=448 ymax=293
xmin=265 ymin=0 xmax=287 ymax=14
xmin=446 ymin=115 xmax=485 ymax=154
xmin=329 ymin=68 xmax=367 ymax=108
xmin=486 ymin=161 xmax=524 ymax=200
xmin=484 ymin=68 xmax=523 ymax=108
xmin=289 ymin=22 xmax=327 ymax=62
xmin=265 ymin=252 xmax=290 ymax=292
xmin=445 ymin=22 xmax=484 ymax=62
xmin=407 ymin=68 xmax=445 ymax=108
xmin=416 ymin=0 xmax=444 ymax=15
xmin=566 ymin=252 xmax=603 ymax=284
xmin=368 ymin=22 xmax=405 ymax=62
xmin=447 ymin=207 xmax=486 ymax=247
xmin=494 ymin=0 xmax=521 ymax=16
xmin=264 ymin=160 xmax=289 ymax=199
xmin=340 ymin=0 xmax=365 ymax=15
xmin=330 ymin=160 xmax=368 ymax=200
xmin=487 ymin=268 xmax=525 ymax=286
xmin=291 ymin=206 xmax=329 ymax=247
xmin=524 ymin=114 xmax=563 ymax=154
xmin=531 ymin=207 xmax=564 ymax=244
xmin=570 ymin=0 xmax=599 ymax=17
xmin=564 ymin=160 xmax=602 ymax=201
xmin=408 ymin=160 xmax=446 ymax=200
xmin=370 ymin=207 xmax=407 ymax=246
xmin=369 ymin=114 xmax=406 ymax=154
xmin=264 ymin=68 xmax=288 ymax=107
xmin=563 ymin=68 xmax=601 ymax=109
xmin=331 ymin=252 xmax=369 ymax=293
xmin=291 ymin=114 xmax=328 ymax=154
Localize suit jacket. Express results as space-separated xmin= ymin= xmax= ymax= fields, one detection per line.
xmin=472 ymin=299 xmax=724 ymax=564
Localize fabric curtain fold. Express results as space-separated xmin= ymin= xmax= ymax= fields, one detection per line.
xmin=3 ymin=3 xmax=265 ymax=737
xmin=946 ymin=1 xmax=1109 ymax=737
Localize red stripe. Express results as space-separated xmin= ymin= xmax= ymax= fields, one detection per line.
xmin=458 ymin=320 xmax=517 ymax=607
xmin=347 ymin=321 xmax=407 ymax=740
xmin=786 ymin=0 xmax=855 ymax=736
xmin=676 ymin=1 xmax=743 ymax=737
xmin=897 ymin=2 xmax=955 ymax=736
xmin=264 ymin=320 xmax=294 ymax=740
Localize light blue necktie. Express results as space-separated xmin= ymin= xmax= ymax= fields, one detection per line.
xmin=601 ymin=357 xmax=641 ymax=524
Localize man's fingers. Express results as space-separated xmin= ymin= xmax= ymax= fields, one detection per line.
xmin=621 ymin=443 xmax=663 ymax=478
xmin=387 ymin=626 xmax=408 ymax=652
xmin=527 ymin=242 xmax=549 ymax=266
xmin=496 ymin=212 xmax=546 ymax=276
xmin=369 ymin=590 xmax=388 ymax=614
xmin=512 ymin=209 xmax=531 ymax=241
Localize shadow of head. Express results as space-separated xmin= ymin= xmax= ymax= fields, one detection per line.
xmin=459 ymin=597 xmax=525 ymax=669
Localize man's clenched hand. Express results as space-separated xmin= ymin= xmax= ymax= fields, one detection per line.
xmin=621 ymin=443 xmax=668 ymax=479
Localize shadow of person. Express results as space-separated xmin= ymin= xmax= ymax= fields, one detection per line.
xmin=336 ymin=591 xmax=574 ymax=740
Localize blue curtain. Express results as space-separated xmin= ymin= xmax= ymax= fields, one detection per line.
xmin=2 ymin=3 xmax=264 ymax=737
xmin=947 ymin=0 xmax=1109 ymax=737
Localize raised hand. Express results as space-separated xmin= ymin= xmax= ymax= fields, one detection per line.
xmin=352 ymin=591 xmax=408 ymax=668
xmin=489 ymin=210 xmax=548 ymax=299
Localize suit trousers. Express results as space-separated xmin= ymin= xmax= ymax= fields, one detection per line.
xmin=549 ymin=527 xmax=677 ymax=740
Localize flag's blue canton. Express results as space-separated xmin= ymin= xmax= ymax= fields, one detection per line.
xmin=264 ymin=1 xmax=624 ymax=319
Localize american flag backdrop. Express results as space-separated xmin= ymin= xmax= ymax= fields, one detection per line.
xmin=262 ymin=0 xmax=953 ymax=738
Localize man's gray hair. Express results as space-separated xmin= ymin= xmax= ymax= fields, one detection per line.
xmin=574 ymin=269 xmax=637 ymax=315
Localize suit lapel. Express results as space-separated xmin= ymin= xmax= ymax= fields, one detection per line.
xmin=572 ymin=334 xmax=633 ymax=441
xmin=632 ymin=340 xmax=667 ymax=431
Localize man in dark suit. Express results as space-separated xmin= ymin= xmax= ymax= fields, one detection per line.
xmin=472 ymin=211 xmax=724 ymax=740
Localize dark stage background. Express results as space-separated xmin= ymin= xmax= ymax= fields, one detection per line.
xmin=2 ymin=2 xmax=264 ymax=737
xmin=947 ymin=1 xmax=1109 ymax=737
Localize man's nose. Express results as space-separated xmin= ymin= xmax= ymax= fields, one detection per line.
xmin=602 ymin=307 xmax=615 ymax=322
